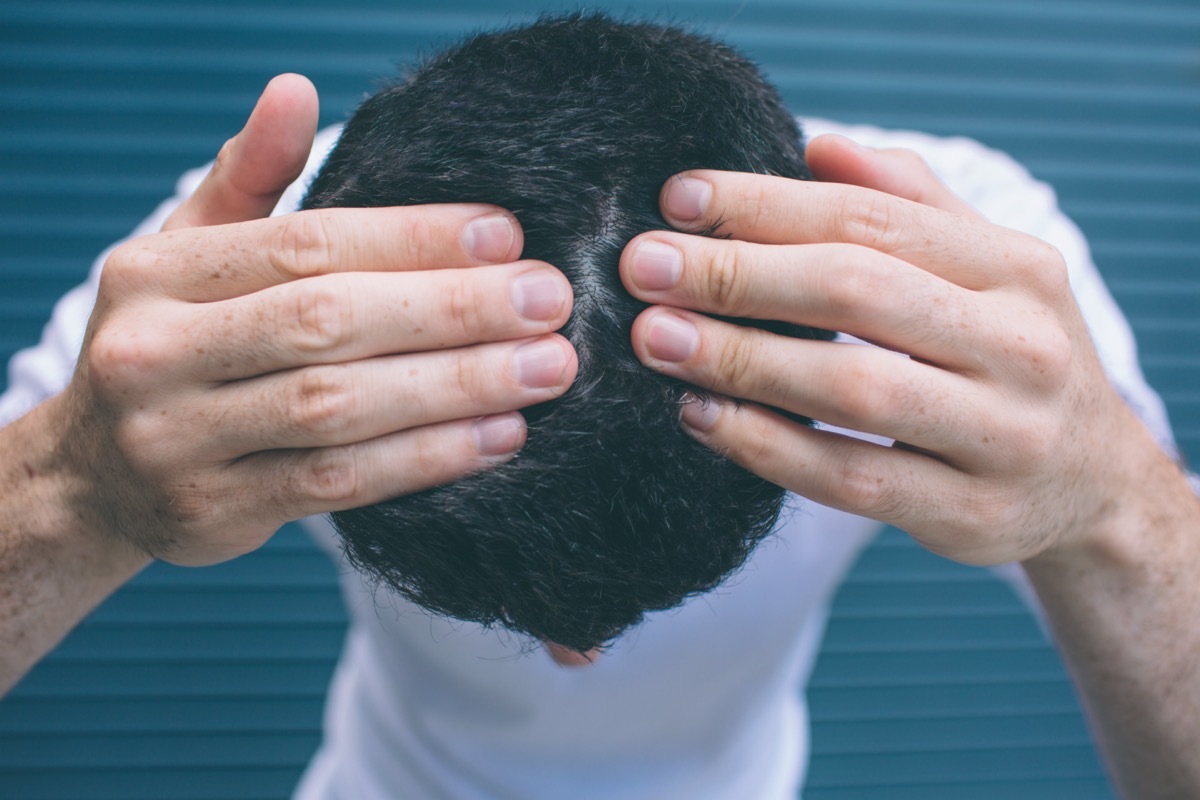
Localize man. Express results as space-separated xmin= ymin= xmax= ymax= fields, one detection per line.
xmin=2 ymin=14 xmax=1197 ymax=799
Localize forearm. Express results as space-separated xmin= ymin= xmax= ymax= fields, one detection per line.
xmin=0 ymin=395 xmax=150 ymax=696
xmin=1024 ymin=421 xmax=1200 ymax=799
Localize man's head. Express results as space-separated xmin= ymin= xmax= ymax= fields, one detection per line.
xmin=303 ymin=13 xmax=832 ymax=653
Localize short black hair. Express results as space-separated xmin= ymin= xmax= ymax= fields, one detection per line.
xmin=303 ymin=13 xmax=833 ymax=653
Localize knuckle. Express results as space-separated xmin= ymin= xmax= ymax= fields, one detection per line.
xmin=839 ymin=192 xmax=900 ymax=248
xmin=409 ymin=428 xmax=461 ymax=483
xmin=824 ymin=447 xmax=893 ymax=517
xmin=289 ymin=283 xmax=349 ymax=354
xmin=301 ymin=447 xmax=362 ymax=505
xmin=824 ymin=249 xmax=885 ymax=316
xmin=829 ymin=357 xmax=891 ymax=424
xmin=396 ymin=213 xmax=438 ymax=267
xmin=1012 ymin=324 xmax=1074 ymax=391
xmin=743 ymin=184 xmax=777 ymax=232
xmin=87 ymin=321 xmax=161 ymax=391
xmin=289 ymin=367 xmax=355 ymax=438
xmin=715 ymin=331 xmax=759 ymax=390
xmin=1035 ymin=325 xmax=1074 ymax=380
xmin=704 ymin=244 xmax=750 ymax=314
xmin=101 ymin=239 xmax=161 ymax=292
xmin=271 ymin=211 xmax=337 ymax=280
xmin=1013 ymin=235 xmax=1070 ymax=295
xmin=443 ymin=279 xmax=489 ymax=341
xmin=451 ymin=351 xmax=490 ymax=404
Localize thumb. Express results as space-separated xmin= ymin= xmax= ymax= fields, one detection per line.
xmin=806 ymin=133 xmax=984 ymax=220
xmin=162 ymin=73 xmax=319 ymax=231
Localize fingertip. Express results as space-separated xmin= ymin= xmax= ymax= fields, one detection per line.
xmin=629 ymin=307 xmax=659 ymax=365
xmin=679 ymin=391 xmax=725 ymax=434
xmin=510 ymin=264 xmax=572 ymax=324
xmin=805 ymin=133 xmax=876 ymax=185
xmin=642 ymin=309 xmax=699 ymax=365
xmin=265 ymin=72 xmax=317 ymax=98
xmin=245 ymin=74 xmax=320 ymax=183
xmin=660 ymin=172 xmax=713 ymax=230
xmin=472 ymin=412 xmax=527 ymax=460
xmin=621 ymin=234 xmax=683 ymax=295
xmin=463 ymin=208 xmax=523 ymax=263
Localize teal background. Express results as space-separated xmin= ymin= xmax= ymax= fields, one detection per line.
xmin=2 ymin=1 xmax=1197 ymax=798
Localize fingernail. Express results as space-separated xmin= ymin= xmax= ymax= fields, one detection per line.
xmin=512 ymin=269 xmax=568 ymax=321
xmin=646 ymin=313 xmax=698 ymax=363
xmin=463 ymin=213 xmax=516 ymax=261
xmin=680 ymin=392 xmax=722 ymax=432
xmin=514 ymin=339 xmax=568 ymax=388
xmin=629 ymin=240 xmax=682 ymax=291
xmin=662 ymin=176 xmax=711 ymax=226
xmin=472 ymin=414 xmax=524 ymax=457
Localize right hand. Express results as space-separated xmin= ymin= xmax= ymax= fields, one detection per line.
xmin=60 ymin=74 xmax=577 ymax=566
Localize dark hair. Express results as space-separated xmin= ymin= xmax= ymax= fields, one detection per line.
xmin=303 ymin=13 xmax=833 ymax=653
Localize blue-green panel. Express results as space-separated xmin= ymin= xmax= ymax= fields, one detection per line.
xmin=2 ymin=1 xmax=1196 ymax=798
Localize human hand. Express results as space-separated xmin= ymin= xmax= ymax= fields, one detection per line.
xmin=59 ymin=74 xmax=577 ymax=566
xmin=621 ymin=134 xmax=1149 ymax=566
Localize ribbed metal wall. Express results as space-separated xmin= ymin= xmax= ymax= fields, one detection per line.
xmin=1 ymin=1 xmax=1196 ymax=798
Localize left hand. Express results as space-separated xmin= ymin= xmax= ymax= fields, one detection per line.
xmin=620 ymin=134 xmax=1149 ymax=566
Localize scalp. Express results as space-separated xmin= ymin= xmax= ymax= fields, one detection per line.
xmin=303 ymin=13 xmax=834 ymax=652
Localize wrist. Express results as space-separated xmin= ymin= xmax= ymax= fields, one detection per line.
xmin=1023 ymin=409 xmax=1197 ymax=583
xmin=1 ymin=395 xmax=151 ymax=670
xmin=1017 ymin=412 xmax=1200 ymax=798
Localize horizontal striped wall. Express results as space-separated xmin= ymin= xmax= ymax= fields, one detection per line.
xmin=1 ymin=1 xmax=1196 ymax=798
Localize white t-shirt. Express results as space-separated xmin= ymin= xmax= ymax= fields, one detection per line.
xmin=0 ymin=120 xmax=1180 ymax=799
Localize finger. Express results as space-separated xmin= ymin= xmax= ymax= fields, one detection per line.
xmin=658 ymin=170 xmax=1016 ymax=291
xmin=163 ymin=74 xmax=320 ymax=231
xmin=125 ymin=204 xmax=523 ymax=303
xmin=674 ymin=397 xmax=991 ymax=559
xmin=632 ymin=308 xmax=987 ymax=458
xmin=201 ymin=335 xmax=576 ymax=456
xmin=622 ymin=232 xmax=995 ymax=369
xmin=228 ymin=413 xmax=530 ymax=524
xmin=805 ymin=134 xmax=984 ymax=219
xmin=186 ymin=261 xmax=571 ymax=380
